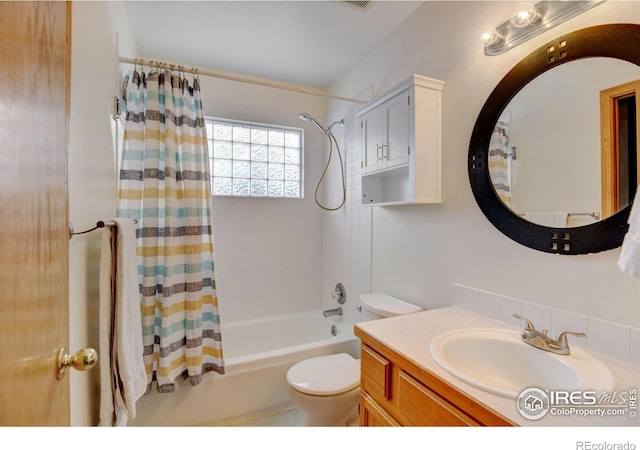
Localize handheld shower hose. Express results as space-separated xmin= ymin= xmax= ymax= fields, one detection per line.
xmin=298 ymin=113 xmax=346 ymax=211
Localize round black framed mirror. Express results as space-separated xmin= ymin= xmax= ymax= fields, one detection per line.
xmin=469 ymin=24 xmax=640 ymax=255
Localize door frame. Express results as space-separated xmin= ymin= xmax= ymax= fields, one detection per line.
xmin=600 ymin=79 xmax=640 ymax=219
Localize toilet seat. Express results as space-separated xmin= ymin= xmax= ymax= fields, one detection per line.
xmin=286 ymin=353 xmax=360 ymax=396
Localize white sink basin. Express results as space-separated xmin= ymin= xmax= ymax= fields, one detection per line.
xmin=430 ymin=328 xmax=614 ymax=399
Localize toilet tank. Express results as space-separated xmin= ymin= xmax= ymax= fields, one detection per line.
xmin=358 ymin=293 xmax=423 ymax=321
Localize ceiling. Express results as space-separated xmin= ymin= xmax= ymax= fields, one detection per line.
xmin=123 ymin=1 xmax=425 ymax=89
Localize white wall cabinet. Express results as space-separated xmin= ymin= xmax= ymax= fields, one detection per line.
xmin=356 ymin=74 xmax=444 ymax=206
xmin=361 ymin=89 xmax=410 ymax=174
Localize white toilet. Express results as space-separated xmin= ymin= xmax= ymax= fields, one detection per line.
xmin=285 ymin=293 xmax=423 ymax=426
xmin=286 ymin=352 xmax=361 ymax=426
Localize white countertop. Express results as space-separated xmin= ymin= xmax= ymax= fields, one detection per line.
xmin=355 ymin=306 xmax=640 ymax=426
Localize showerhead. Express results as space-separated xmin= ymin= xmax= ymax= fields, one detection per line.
xmin=298 ymin=112 xmax=313 ymax=122
xmin=298 ymin=112 xmax=329 ymax=135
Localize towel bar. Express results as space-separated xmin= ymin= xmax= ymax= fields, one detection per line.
xmin=69 ymin=220 xmax=137 ymax=239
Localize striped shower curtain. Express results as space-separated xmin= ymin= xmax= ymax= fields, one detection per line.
xmin=118 ymin=69 xmax=224 ymax=393
xmin=488 ymin=126 xmax=512 ymax=206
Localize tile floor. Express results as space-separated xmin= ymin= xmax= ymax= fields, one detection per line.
xmin=223 ymin=407 xmax=360 ymax=427
xmin=224 ymin=407 xmax=306 ymax=427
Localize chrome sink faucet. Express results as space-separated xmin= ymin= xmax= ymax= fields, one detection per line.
xmin=323 ymin=307 xmax=343 ymax=318
xmin=512 ymin=313 xmax=585 ymax=355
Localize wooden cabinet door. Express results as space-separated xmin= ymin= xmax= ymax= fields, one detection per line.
xmin=397 ymin=372 xmax=480 ymax=426
xmin=360 ymin=393 xmax=400 ymax=427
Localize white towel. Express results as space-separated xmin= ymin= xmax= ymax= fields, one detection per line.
xmin=619 ymin=186 xmax=640 ymax=278
xmin=524 ymin=211 xmax=568 ymax=228
xmin=99 ymin=218 xmax=147 ymax=426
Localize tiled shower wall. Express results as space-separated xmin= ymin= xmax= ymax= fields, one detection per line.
xmin=454 ymin=283 xmax=640 ymax=367
xmin=320 ymin=101 xmax=372 ymax=325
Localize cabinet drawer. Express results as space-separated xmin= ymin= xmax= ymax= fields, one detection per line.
xmin=398 ymin=371 xmax=480 ymax=426
xmin=360 ymin=393 xmax=400 ymax=427
xmin=361 ymin=345 xmax=391 ymax=401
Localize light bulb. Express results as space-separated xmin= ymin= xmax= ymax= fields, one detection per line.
xmin=510 ymin=2 xmax=541 ymax=28
xmin=477 ymin=26 xmax=503 ymax=47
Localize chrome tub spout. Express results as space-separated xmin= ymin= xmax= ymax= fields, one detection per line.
xmin=323 ymin=307 xmax=343 ymax=317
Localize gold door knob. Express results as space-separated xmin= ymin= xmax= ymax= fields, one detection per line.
xmin=56 ymin=347 xmax=98 ymax=380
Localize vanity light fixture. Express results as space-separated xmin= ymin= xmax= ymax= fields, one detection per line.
xmin=482 ymin=0 xmax=606 ymax=56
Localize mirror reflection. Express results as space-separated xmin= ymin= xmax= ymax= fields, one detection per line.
xmin=489 ymin=58 xmax=640 ymax=228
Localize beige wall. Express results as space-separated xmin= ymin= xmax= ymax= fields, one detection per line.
xmin=69 ymin=1 xmax=136 ymax=426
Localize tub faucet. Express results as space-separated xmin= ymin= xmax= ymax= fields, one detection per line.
xmin=323 ymin=307 xmax=343 ymax=317
xmin=513 ymin=313 xmax=586 ymax=355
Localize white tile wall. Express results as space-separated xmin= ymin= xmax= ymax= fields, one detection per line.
xmin=453 ymin=284 xmax=474 ymax=311
xmin=551 ymin=309 xmax=588 ymax=349
xmin=495 ymin=294 xmax=522 ymax=328
xmin=587 ymin=318 xmax=631 ymax=362
xmin=454 ymin=283 xmax=640 ymax=366
xmin=472 ymin=288 xmax=496 ymax=319
xmin=521 ymin=302 xmax=552 ymax=334
xmin=320 ymin=103 xmax=372 ymax=324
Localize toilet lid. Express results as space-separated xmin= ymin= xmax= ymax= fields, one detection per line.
xmin=286 ymin=353 xmax=360 ymax=396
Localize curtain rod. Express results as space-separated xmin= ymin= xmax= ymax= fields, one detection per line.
xmin=119 ymin=56 xmax=370 ymax=105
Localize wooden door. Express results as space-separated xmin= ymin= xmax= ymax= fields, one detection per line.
xmin=0 ymin=1 xmax=71 ymax=425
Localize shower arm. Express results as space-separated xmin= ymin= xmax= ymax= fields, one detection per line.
xmin=327 ymin=119 xmax=345 ymax=134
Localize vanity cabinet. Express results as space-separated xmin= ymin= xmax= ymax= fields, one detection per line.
xmin=355 ymin=327 xmax=515 ymax=427
xmin=356 ymin=74 xmax=444 ymax=206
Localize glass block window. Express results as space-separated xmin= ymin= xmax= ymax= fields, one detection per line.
xmin=206 ymin=118 xmax=304 ymax=198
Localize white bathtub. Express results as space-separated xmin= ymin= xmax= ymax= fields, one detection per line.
xmin=129 ymin=310 xmax=360 ymax=426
